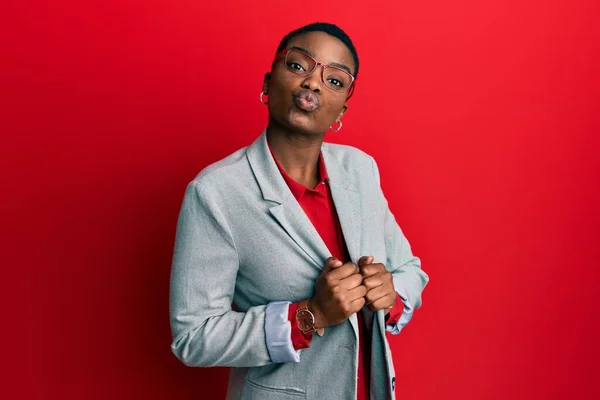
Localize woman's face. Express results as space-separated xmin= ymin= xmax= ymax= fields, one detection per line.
xmin=264 ymin=31 xmax=356 ymax=136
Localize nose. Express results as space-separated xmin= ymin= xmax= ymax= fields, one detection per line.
xmin=301 ymin=63 xmax=324 ymax=93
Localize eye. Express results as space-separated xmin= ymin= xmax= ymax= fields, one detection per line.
xmin=287 ymin=62 xmax=306 ymax=71
xmin=327 ymin=78 xmax=344 ymax=88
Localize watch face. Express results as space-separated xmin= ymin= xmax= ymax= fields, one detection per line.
xmin=296 ymin=309 xmax=314 ymax=332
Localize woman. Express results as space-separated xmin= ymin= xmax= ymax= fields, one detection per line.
xmin=169 ymin=22 xmax=429 ymax=400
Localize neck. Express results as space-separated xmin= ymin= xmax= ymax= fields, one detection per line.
xmin=266 ymin=118 xmax=324 ymax=188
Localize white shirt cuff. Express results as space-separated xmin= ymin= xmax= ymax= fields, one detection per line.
xmin=385 ymin=275 xmax=414 ymax=335
xmin=265 ymin=301 xmax=303 ymax=363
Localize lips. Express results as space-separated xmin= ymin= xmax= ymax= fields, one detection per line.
xmin=293 ymin=91 xmax=320 ymax=112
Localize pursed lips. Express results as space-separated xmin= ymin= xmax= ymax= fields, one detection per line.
xmin=293 ymin=91 xmax=320 ymax=112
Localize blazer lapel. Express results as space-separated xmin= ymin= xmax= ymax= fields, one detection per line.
xmin=321 ymin=145 xmax=363 ymax=342
xmin=246 ymin=131 xmax=331 ymax=270
xmin=269 ymin=201 xmax=332 ymax=270
xmin=322 ymin=145 xmax=362 ymax=264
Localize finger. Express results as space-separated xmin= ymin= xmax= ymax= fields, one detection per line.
xmin=323 ymin=257 xmax=343 ymax=272
xmin=367 ymin=294 xmax=397 ymax=312
xmin=338 ymin=273 xmax=363 ymax=291
xmin=328 ymin=262 xmax=359 ymax=280
xmin=360 ymin=263 xmax=386 ymax=278
xmin=346 ymin=284 xmax=368 ymax=301
xmin=350 ymin=296 xmax=366 ymax=312
xmin=362 ymin=274 xmax=384 ymax=291
xmin=364 ymin=285 xmax=390 ymax=306
xmin=358 ymin=255 xmax=374 ymax=267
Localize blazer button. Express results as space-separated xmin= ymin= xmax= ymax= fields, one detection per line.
xmin=391 ymin=377 xmax=396 ymax=391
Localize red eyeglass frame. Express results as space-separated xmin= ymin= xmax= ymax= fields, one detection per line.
xmin=273 ymin=48 xmax=356 ymax=99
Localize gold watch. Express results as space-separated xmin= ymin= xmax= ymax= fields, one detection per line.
xmin=295 ymin=299 xmax=325 ymax=337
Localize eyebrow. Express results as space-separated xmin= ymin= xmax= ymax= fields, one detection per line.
xmin=289 ymin=46 xmax=354 ymax=75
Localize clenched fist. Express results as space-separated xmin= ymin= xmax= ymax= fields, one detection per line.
xmin=358 ymin=256 xmax=396 ymax=315
xmin=310 ymin=257 xmax=367 ymax=329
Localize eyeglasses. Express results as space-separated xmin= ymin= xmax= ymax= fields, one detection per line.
xmin=274 ymin=48 xmax=356 ymax=94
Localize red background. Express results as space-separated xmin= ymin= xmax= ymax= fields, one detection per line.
xmin=2 ymin=0 xmax=599 ymax=399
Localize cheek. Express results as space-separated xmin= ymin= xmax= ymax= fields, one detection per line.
xmin=322 ymin=90 xmax=347 ymax=112
xmin=269 ymin=71 xmax=297 ymax=96
xmin=319 ymin=100 xmax=345 ymax=121
xmin=267 ymin=80 xmax=294 ymax=112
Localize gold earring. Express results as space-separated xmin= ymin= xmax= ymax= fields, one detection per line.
xmin=260 ymin=91 xmax=268 ymax=105
xmin=329 ymin=120 xmax=343 ymax=132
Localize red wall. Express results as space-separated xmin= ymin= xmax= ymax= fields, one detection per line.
xmin=2 ymin=1 xmax=599 ymax=399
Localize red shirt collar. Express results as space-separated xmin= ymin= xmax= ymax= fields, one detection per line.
xmin=267 ymin=141 xmax=328 ymax=199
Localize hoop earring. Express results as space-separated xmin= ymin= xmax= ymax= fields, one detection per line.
xmin=260 ymin=91 xmax=268 ymax=105
xmin=329 ymin=120 xmax=343 ymax=133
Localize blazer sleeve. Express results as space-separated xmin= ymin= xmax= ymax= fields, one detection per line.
xmin=169 ymin=180 xmax=299 ymax=367
xmin=371 ymin=158 xmax=430 ymax=334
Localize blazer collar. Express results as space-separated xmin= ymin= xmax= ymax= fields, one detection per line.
xmin=246 ymin=130 xmax=356 ymax=204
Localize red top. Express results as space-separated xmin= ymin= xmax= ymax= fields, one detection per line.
xmin=269 ymin=143 xmax=403 ymax=400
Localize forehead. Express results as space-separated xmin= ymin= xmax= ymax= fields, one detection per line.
xmin=286 ymin=31 xmax=355 ymax=74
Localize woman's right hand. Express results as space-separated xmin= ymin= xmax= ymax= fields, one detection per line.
xmin=310 ymin=257 xmax=367 ymax=329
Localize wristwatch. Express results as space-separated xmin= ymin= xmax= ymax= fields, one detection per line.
xmin=296 ymin=299 xmax=325 ymax=337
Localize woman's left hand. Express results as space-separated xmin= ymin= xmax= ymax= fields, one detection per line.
xmin=358 ymin=256 xmax=396 ymax=314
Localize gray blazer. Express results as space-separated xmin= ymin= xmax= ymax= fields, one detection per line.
xmin=169 ymin=131 xmax=429 ymax=400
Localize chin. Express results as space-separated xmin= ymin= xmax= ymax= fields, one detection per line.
xmin=286 ymin=114 xmax=324 ymax=136
xmin=289 ymin=123 xmax=324 ymax=136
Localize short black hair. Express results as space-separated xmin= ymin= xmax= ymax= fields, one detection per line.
xmin=275 ymin=22 xmax=360 ymax=79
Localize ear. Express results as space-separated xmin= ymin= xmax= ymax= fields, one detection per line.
xmin=262 ymin=72 xmax=271 ymax=93
xmin=336 ymin=103 xmax=348 ymax=122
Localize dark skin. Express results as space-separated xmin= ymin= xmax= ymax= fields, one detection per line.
xmin=264 ymin=31 xmax=349 ymax=188
xmin=263 ymin=31 xmax=397 ymax=330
